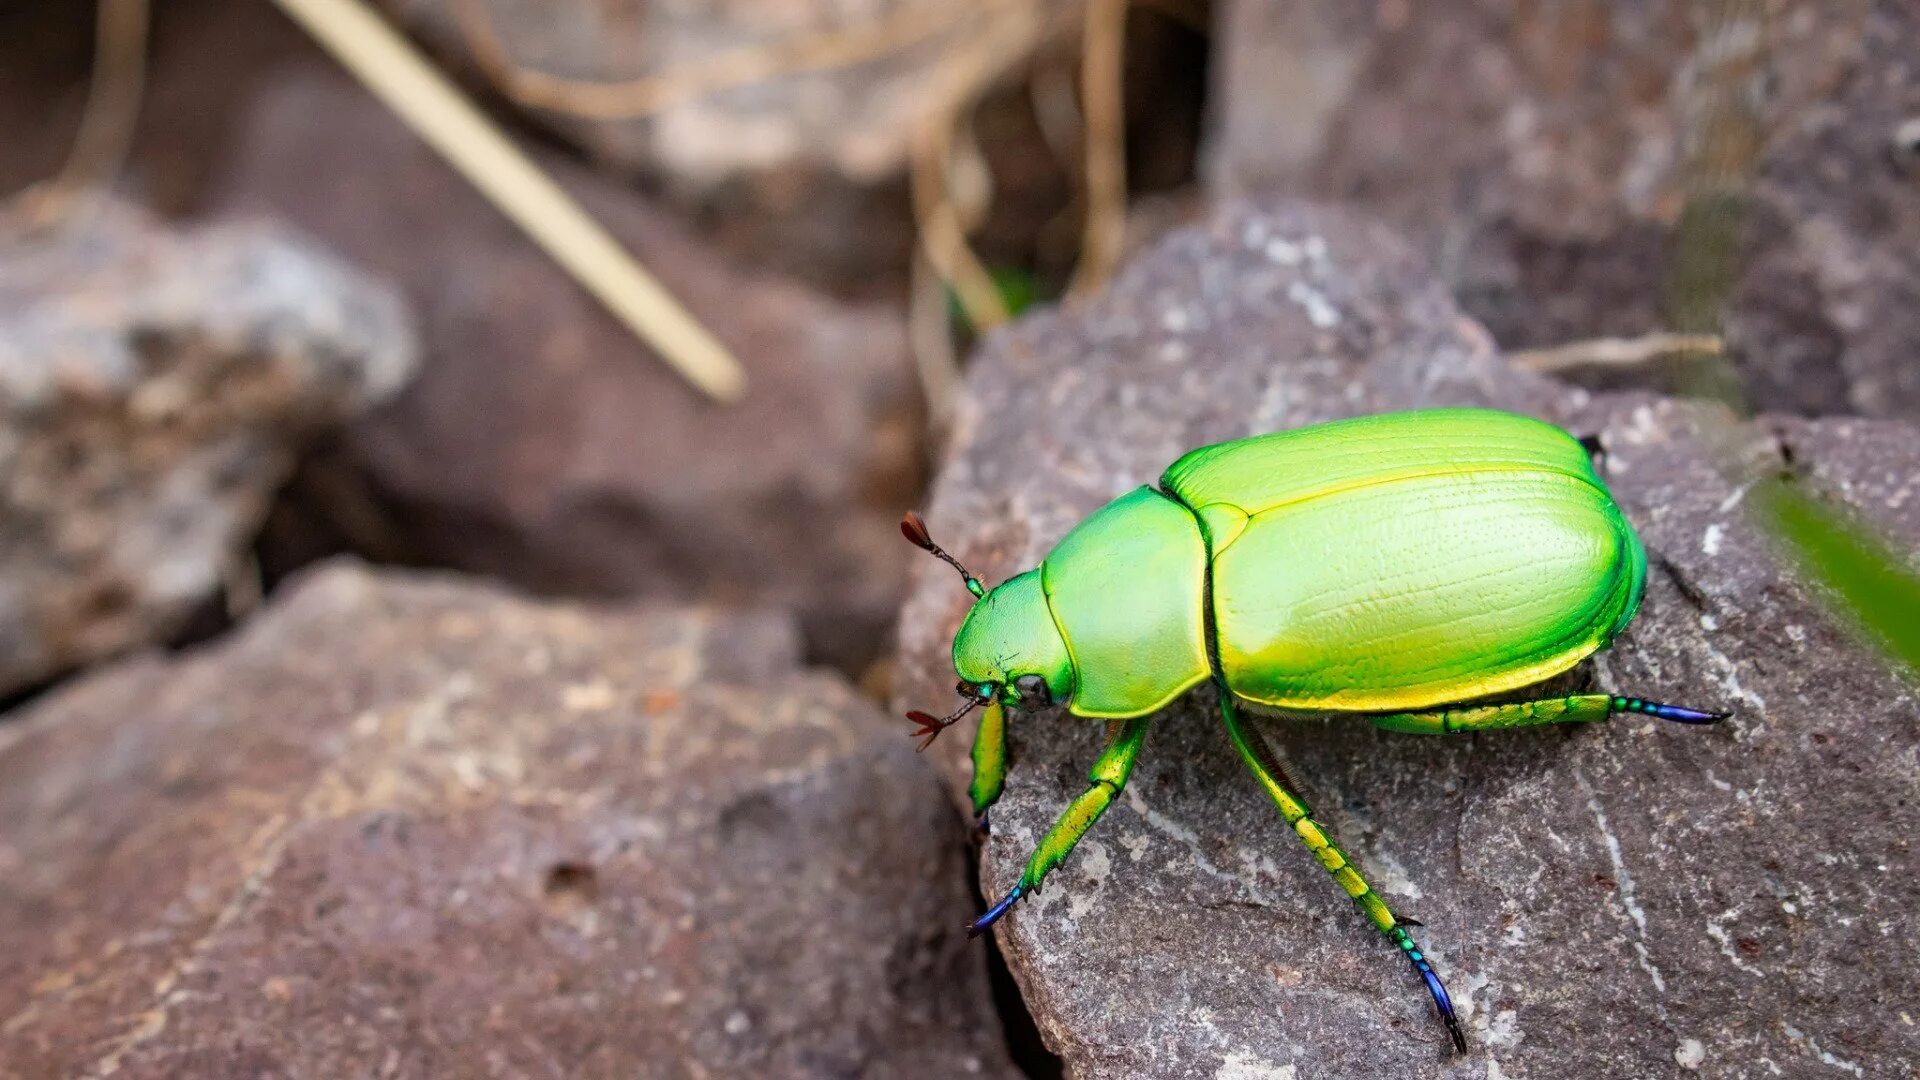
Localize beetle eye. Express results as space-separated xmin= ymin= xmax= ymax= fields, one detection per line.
xmin=958 ymin=680 xmax=995 ymax=703
xmin=1012 ymin=674 xmax=1052 ymax=710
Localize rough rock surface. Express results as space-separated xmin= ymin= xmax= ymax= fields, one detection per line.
xmin=379 ymin=0 xmax=1078 ymax=282
xmin=0 ymin=562 xmax=1014 ymax=1078
xmin=0 ymin=203 xmax=414 ymax=697
xmin=1209 ymin=0 xmax=1920 ymax=420
xmin=215 ymin=73 xmax=923 ymax=672
xmin=896 ymin=202 xmax=1920 ymax=1078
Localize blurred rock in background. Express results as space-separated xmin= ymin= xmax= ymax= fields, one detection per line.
xmin=1210 ymin=0 xmax=1920 ymax=419
xmin=0 ymin=562 xmax=1016 ymax=1077
xmin=0 ymin=0 xmax=308 ymax=220
xmin=896 ymin=201 xmax=1920 ymax=1077
xmin=214 ymin=70 xmax=925 ymax=675
xmin=376 ymin=0 xmax=1085 ymax=288
xmin=0 ymin=201 xmax=415 ymax=698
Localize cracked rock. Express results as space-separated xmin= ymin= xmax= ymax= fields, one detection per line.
xmin=895 ymin=201 xmax=1919 ymax=1078
xmin=0 ymin=202 xmax=416 ymax=696
xmin=0 ymin=562 xmax=1015 ymax=1078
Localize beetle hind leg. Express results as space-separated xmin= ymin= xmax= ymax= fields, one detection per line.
xmin=1370 ymin=693 xmax=1728 ymax=734
xmin=1219 ymin=690 xmax=1468 ymax=1054
xmin=968 ymin=716 xmax=1152 ymax=938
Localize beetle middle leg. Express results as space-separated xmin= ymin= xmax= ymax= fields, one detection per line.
xmin=967 ymin=716 xmax=1151 ymax=937
xmin=1218 ymin=689 xmax=1468 ymax=1054
xmin=1370 ymin=694 xmax=1726 ymax=734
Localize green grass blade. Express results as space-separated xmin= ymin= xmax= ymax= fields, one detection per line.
xmin=1752 ymin=478 xmax=1920 ymax=682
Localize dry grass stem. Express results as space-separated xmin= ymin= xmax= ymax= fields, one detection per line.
xmin=1510 ymin=333 xmax=1726 ymax=374
xmin=1067 ymin=0 xmax=1127 ymax=299
xmin=908 ymin=252 xmax=963 ymax=436
xmin=909 ymin=2 xmax=1060 ymax=333
xmin=1 ymin=0 xmax=150 ymax=236
xmin=273 ymin=0 xmax=747 ymax=402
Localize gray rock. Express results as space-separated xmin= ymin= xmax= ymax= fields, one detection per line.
xmin=0 ymin=202 xmax=415 ymax=696
xmin=0 ymin=562 xmax=1016 ymax=1078
xmin=376 ymin=0 xmax=1078 ymax=283
xmin=1208 ymin=0 xmax=1920 ymax=420
xmin=215 ymin=72 xmax=924 ymax=673
xmin=895 ymin=201 xmax=1920 ymax=1078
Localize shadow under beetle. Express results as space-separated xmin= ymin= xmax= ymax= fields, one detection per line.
xmin=904 ymin=407 xmax=1726 ymax=1054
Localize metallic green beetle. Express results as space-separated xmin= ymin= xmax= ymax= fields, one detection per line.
xmin=903 ymin=407 xmax=1726 ymax=1054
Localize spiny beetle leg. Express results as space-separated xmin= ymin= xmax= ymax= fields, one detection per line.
xmin=1371 ymin=693 xmax=1728 ymax=735
xmin=1219 ymin=688 xmax=1469 ymax=1054
xmin=968 ymin=716 xmax=1152 ymax=938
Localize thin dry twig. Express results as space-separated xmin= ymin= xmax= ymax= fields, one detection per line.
xmin=908 ymin=250 xmax=963 ymax=435
xmin=1510 ymin=332 xmax=1725 ymax=374
xmin=1 ymin=0 xmax=150 ymax=236
xmin=456 ymin=0 xmax=1071 ymax=402
xmin=1067 ymin=0 xmax=1127 ymax=299
xmin=273 ymin=0 xmax=747 ymax=402
xmin=908 ymin=2 xmax=1059 ymax=333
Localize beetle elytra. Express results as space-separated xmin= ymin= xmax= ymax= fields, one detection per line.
xmin=904 ymin=407 xmax=1726 ymax=1054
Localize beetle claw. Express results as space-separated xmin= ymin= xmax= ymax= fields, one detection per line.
xmin=1443 ymin=1011 xmax=1468 ymax=1055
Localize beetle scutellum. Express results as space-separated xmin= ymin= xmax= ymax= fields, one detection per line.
xmin=904 ymin=407 xmax=1726 ymax=1054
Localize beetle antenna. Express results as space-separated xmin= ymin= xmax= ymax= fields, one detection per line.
xmin=905 ymin=693 xmax=985 ymax=752
xmin=901 ymin=512 xmax=986 ymax=598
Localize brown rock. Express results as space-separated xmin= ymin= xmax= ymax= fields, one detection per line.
xmin=1209 ymin=0 xmax=1920 ymax=419
xmin=213 ymin=71 xmax=924 ymax=673
xmin=896 ymin=201 xmax=1920 ymax=1077
xmin=0 ymin=562 xmax=1015 ymax=1078
xmin=0 ymin=201 xmax=415 ymax=697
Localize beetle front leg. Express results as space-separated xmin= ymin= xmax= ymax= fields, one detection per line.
xmin=969 ymin=700 xmax=1009 ymax=829
xmin=1371 ymin=693 xmax=1726 ymax=734
xmin=968 ymin=716 xmax=1151 ymax=937
xmin=1218 ymin=690 xmax=1468 ymax=1055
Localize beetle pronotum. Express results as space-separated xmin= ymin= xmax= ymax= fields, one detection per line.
xmin=905 ymin=407 xmax=1726 ymax=1054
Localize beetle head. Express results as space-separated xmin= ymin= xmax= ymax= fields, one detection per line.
xmin=900 ymin=514 xmax=1075 ymax=749
xmin=950 ymin=569 xmax=1074 ymax=714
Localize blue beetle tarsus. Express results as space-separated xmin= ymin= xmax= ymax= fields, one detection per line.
xmin=967 ymin=883 xmax=1028 ymax=938
xmin=1413 ymin=960 xmax=1469 ymax=1055
xmin=1610 ymin=696 xmax=1729 ymax=724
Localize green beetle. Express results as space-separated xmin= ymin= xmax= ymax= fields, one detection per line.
xmin=903 ymin=407 xmax=1725 ymax=1054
